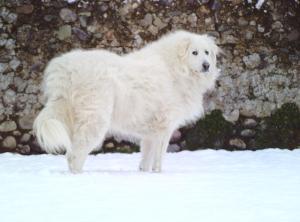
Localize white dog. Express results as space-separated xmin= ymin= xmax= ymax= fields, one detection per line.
xmin=34 ymin=30 xmax=220 ymax=173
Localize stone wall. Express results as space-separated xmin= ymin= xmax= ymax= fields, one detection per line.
xmin=0 ymin=0 xmax=299 ymax=154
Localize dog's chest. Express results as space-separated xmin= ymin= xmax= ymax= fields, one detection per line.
xmin=175 ymin=87 xmax=205 ymax=126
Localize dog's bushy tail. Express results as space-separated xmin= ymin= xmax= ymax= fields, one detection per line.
xmin=33 ymin=100 xmax=72 ymax=154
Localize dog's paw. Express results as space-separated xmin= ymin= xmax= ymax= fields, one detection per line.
xmin=139 ymin=161 xmax=151 ymax=172
xmin=67 ymin=155 xmax=84 ymax=174
xmin=152 ymin=166 xmax=162 ymax=173
xmin=152 ymin=163 xmax=162 ymax=173
xmin=68 ymin=161 xmax=83 ymax=174
xmin=151 ymin=159 xmax=162 ymax=173
xmin=69 ymin=168 xmax=83 ymax=174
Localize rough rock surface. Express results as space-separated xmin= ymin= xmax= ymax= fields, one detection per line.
xmin=2 ymin=136 xmax=17 ymax=149
xmin=0 ymin=120 xmax=17 ymax=132
xmin=0 ymin=1 xmax=299 ymax=154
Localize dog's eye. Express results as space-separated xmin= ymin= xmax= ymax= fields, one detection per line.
xmin=192 ymin=51 xmax=198 ymax=56
xmin=205 ymin=50 xmax=209 ymax=55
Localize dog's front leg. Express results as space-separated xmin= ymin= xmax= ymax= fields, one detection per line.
xmin=151 ymin=131 xmax=172 ymax=173
xmin=139 ymin=137 xmax=156 ymax=172
xmin=139 ymin=131 xmax=172 ymax=172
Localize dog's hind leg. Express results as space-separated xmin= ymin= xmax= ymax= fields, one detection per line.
xmin=66 ymin=82 xmax=113 ymax=173
xmin=67 ymin=116 xmax=109 ymax=173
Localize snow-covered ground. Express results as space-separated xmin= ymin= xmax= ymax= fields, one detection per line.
xmin=1 ymin=149 xmax=300 ymax=222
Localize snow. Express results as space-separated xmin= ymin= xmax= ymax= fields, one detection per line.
xmin=1 ymin=149 xmax=300 ymax=222
xmin=66 ymin=0 xmax=77 ymax=3
xmin=255 ymin=0 xmax=266 ymax=9
xmin=247 ymin=0 xmax=266 ymax=9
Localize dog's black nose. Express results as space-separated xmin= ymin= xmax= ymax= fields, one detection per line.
xmin=202 ymin=62 xmax=210 ymax=72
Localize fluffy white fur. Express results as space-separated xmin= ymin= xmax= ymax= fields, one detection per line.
xmin=34 ymin=30 xmax=220 ymax=173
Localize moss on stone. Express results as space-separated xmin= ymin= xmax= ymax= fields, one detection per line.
xmin=256 ymin=103 xmax=300 ymax=149
xmin=185 ymin=110 xmax=233 ymax=150
xmin=116 ymin=144 xmax=140 ymax=153
xmin=100 ymin=142 xmax=140 ymax=154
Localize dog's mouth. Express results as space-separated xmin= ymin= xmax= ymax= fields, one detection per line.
xmin=192 ymin=66 xmax=216 ymax=76
xmin=199 ymin=67 xmax=220 ymax=77
xmin=201 ymin=68 xmax=209 ymax=73
xmin=200 ymin=66 xmax=211 ymax=74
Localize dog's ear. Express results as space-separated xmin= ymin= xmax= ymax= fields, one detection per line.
xmin=178 ymin=37 xmax=191 ymax=59
xmin=205 ymin=35 xmax=222 ymax=63
xmin=206 ymin=35 xmax=221 ymax=56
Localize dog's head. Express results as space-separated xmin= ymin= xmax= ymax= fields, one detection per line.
xmin=176 ymin=31 xmax=220 ymax=79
